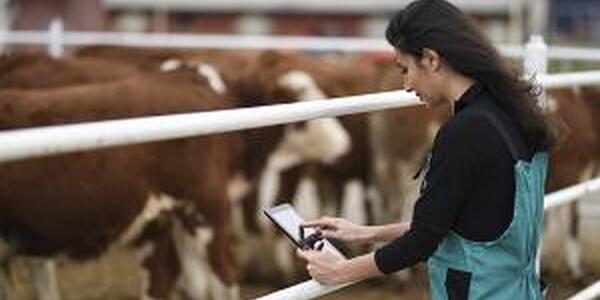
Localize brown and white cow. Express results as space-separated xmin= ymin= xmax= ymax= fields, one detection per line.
xmin=541 ymin=85 xmax=600 ymax=280
xmin=72 ymin=47 xmax=355 ymax=284
xmin=215 ymin=50 xmax=397 ymax=280
xmin=206 ymin=50 xmax=354 ymax=282
xmin=263 ymin=52 xmax=447 ymax=231
xmin=543 ymin=87 xmax=596 ymax=279
xmin=0 ymin=70 xmax=241 ymax=300
xmin=364 ymin=53 xmax=449 ymax=225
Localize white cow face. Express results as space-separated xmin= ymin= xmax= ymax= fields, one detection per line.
xmin=274 ymin=70 xmax=351 ymax=166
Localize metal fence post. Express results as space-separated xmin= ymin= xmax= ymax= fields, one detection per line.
xmin=524 ymin=34 xmax=549 ymax=108
xmin=48 ymin=18 xmax=64 ymax=58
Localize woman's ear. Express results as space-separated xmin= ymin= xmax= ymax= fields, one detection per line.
xmin=421 ymin=48 xmax=442 ymax=72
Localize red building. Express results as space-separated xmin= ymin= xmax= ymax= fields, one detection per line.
xmin=101 ymin=0 xmax=515 ymax=41
xmin=5 ymin=0 xmax=524 ymax=44
xmin=10 ymin=0 xmax=105 ymax=30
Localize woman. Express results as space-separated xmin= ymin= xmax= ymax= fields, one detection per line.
xmin=297 ymin=0 xmax=556 ymax=298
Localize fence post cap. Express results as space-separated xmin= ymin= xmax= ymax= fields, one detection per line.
xmin=528 ymin=34 xmax=545 ymax=44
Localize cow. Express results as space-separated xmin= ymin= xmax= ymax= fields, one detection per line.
xmin=153 ymin=50 xmax=359 ymax=282
xmin=364 ymin=53 xmax=449 ymax=225
xmin=262 ymin=52 xmax=448 ymax=229
xmin=0 ymin=54 xmax=142 ymax=90
xmin=0 ymin=69 xmax=242 ymax=300
xmin=212 ymin=50 xmax=397 ymax=280
xmin=69 ymin=47 xmax=354 ymax=284
xmin=580 ymin=86 xmax=600 ymax=174
xmin=257 ymin=51 xmax=447 ymax=229
xmin=203 ymin=50 xmax=354 ymax=282
xmin=540 ymin=86 xmax=600 ymax=280
xmin=74 ymin=45 xmax=185 ymax=72
xmin=543 ymin=87 xmax=595 ymax=279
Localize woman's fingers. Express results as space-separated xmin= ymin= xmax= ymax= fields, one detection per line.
xmin=296 ymin=248 xmax=318 ymax=262
xmin=303 ymin=217 xmax=362 ymax=240
xmin=304 ymin=216 xmax=338 ymax=229
xmin=298 ymin=250 xmax=318 ymax=279
xmin=296 ymin=248 xmax=308 ymax=261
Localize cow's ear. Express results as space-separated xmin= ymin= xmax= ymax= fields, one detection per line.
xmin=258 ymin=50 xmax=285 ymax=67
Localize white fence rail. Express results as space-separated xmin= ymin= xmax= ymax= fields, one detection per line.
xmin=0 ymin=91 xmax=419 ymax=163
xmin=545 ymin=178 xmax=600 ymax=210
xmin=1 ymin=70 xmax=599 ymax=164
xmin=2 ymin=20 xmax=600 ymax=61
xmin=539 ymin=71 xmax=600 ymax=88
xmin=549 ymin=47 xmax=600 ymax=63
xmin=567 ymin=281 xmax=600 ymax=300
xmin=255 ymin=280 xmax=354 ymax=300
xmin=0 ymin=27 xmax=393 ymax=53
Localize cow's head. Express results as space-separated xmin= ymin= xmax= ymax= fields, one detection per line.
xmin=242 ymin=51 xmax=351 ymax=168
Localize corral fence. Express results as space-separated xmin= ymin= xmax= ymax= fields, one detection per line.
xmin=1 ymin=19 xmax=600 ymax=63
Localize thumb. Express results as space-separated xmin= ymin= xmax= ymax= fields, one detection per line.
xmin=296 ymin=249 xmax=310 ymax=261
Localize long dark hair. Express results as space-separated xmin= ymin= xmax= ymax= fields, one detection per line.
xmin=385 ymin=0 xmax=555 ymax=150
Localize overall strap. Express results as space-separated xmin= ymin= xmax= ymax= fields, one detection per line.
xmin=472 ymin=107 xmax=523 ymax=161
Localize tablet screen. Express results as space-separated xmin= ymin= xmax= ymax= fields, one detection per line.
xmin=263 ymin=203 xmax=345 ymax=258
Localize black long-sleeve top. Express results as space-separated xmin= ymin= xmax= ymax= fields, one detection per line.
xmin=374 ymin=83 xmax=533 ymax=274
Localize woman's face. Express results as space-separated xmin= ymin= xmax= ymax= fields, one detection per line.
xmin=394 ymin=50 xmax=447 ymax=109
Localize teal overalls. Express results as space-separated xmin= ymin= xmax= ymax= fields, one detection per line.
xmin=428 ymin=109 xmax=548 ymax=299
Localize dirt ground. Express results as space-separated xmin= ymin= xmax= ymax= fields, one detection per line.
xmin=4 ymin=217 xmax=600 ymax=300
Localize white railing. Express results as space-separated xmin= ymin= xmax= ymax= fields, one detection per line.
xmin=549 ymin=47 xmax=600 ymax=63
xmin=539 ymin=71 xmax=600 ymax=89
xmin=567 ymin=281 xmax=600 ymax=300
xmin=0 ymin=69 xmax=598 ymax=164
xmin=255 ymin=280 xmax=354 ymax=300
xmin=0 ymin=91 xmax=419 ymax=163
xmin=2 ymin=19 xmax=600 ymax=62
xmin=545 ymin=178 xmax=600 ymax=210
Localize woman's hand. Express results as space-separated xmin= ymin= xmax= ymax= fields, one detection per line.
xmin=296 ymin=249 xmax=347 ymax=285
xmin=296 ymin=249 xmax=384 ymax=286
xmin=304 ymin=217 xmax=373 ymax=244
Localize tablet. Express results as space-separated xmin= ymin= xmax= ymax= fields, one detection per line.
xmin=263 ymin=203 xmax=346 ymax=258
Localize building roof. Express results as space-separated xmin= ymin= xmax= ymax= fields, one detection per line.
xmin=103 ymin=0 xmax=512 ymax=14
